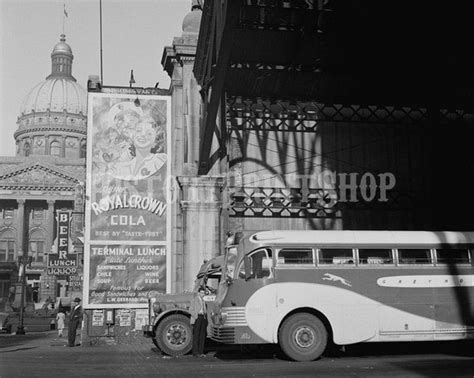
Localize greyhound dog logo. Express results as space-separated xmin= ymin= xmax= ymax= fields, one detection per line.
xmin=322 ymin=273 xmax=352 ymax=287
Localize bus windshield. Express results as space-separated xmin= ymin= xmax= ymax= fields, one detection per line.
xmin=225 ymin=247 xmax=238 ymax=280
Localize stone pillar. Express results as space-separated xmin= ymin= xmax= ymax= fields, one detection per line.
xmin=45 ymin=200 xmax=55 ymax=254
xmin=178 ymin=176 xmax=225 ymax=291
xmin=16 ymin=199 xmax=25 ymax=257
xmin=42 ymin=200 xmax=56 ymax=302
xmin=45 ymin=135 xmax=50 ymax=155
xmin=61 ymin=136 xmax=66 ymax=158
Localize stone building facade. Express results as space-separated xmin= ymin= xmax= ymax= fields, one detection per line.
xmin=0 ymin=34 xmax=86 ymax=310
xmin=162 ymin=1 xmax=225 ymax=293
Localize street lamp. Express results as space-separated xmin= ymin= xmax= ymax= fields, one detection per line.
xmin=16 ymin=254 xmax=32 ymax=335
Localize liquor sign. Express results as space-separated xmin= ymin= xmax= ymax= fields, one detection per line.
xmin=84 ymin=89 xmax=171 ymax=309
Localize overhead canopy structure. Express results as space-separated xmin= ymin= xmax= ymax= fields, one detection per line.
xmin=194 ymin=0 xmax=474 ymax=174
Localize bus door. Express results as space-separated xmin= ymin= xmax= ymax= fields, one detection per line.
xmin=229 ymin=248 xmax=274 ymax=342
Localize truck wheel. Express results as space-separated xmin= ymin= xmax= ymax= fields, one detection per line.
xmin=155 ymin=314 xmax=193 ymax=357
xmin=279 ymin=313 xmax=327 ymax=361
xmin=152 ymin=334 xmax=159 ymax=348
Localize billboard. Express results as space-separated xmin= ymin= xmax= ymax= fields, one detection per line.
xmin=84 ymin=90 xmax=171 ymax=309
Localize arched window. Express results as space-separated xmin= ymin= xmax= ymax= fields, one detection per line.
xmin=23 ymin=142 xmax=30 ymax=157
xmin=29 ymin=230 xmax=45 ymax=263
xmin=50 ymin=141 xmax=61 ymax=156
xmin=0 ymin=229 xmax=16 ymax=262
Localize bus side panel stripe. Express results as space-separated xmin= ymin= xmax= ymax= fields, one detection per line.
xmin=245 ymin=283 xmax=472 ymax=345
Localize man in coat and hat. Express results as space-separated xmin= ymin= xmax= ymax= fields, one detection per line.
xmin=68 ymin=297 xmax=83 ymax=347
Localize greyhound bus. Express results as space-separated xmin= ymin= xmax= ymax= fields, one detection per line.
xmin=208 ymin=230 xmax=474 ymax=361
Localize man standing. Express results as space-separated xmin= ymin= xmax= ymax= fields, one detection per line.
xmin=190 ymin=288 xmax=208 ymax=357
xmin=68 ymin=297 xmax=82 ymax=347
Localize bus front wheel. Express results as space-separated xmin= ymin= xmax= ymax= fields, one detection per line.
xmin=279 ymin=313 xmax=328 ymax=361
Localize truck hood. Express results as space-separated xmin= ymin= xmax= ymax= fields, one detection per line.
xmin=153 ymin=292 xmax=195 ymax=305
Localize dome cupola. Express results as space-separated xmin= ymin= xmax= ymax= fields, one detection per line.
xmin=47 ymin=34 xmax=75 ymax=80
xmin=182 ymin=0 xmax=202 ymax=34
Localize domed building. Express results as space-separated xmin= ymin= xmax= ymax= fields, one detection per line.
xmin=16 ymin=34 xmax=87 ymax=159
xmin=0 ymin=34 xmax=86 ymax=310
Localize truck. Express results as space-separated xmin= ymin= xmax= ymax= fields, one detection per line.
xmin=143 ymin=255 xmax=223 ymax=356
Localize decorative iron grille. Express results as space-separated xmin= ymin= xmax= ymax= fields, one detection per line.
xmin=226 ymin=97 xmax=430 ymax=132
xmin=229 ymin=186 xmax=340 ymax=218
xmin=229 ymin=186 xmax=418 ymax=218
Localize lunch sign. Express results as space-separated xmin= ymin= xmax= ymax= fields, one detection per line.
xmin=84 ymin=89 xmax=171 ymax=309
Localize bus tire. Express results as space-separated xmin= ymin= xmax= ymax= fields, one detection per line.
xmin=279 ymin=313 xmax=328 ymax=362
xmin=155 ymin=314 xmax=193 ymax=357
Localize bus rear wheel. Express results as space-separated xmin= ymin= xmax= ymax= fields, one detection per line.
xmin=279 ymin=313 xmax=328 ymax=361
xmin=155 ymin=314 xmax=193 ymax=357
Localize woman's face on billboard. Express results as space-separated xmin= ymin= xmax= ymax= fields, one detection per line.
xmin=134 ymin=120 xmax=156 ymax=150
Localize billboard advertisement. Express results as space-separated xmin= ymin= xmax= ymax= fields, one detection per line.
xmin=84 ymin=90 xmax=171 ymax=309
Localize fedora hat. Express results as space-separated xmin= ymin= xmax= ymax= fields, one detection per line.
xmin=73 ymin=297 xmax=81 ymax=302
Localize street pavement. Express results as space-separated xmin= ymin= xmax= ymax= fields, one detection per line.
xmin=1 ymin=331 xmax=474 ymax=378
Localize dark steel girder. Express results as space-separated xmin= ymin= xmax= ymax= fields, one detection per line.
xmin=197 ymin=0 xmax=240 ymax=175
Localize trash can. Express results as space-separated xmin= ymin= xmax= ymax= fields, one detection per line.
xmin=50 ymin=319 xmax=56 ymax=330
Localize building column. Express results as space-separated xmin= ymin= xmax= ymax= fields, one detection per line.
xmin=178 ymin=176 xmax=225 ymax=291
xmin=16 ymin=199 xmax=26 ymax=257
xmin=61 ymin=136 xmax=66 ymax=158
xmin=40 ymin=200 xmax=56 ymax=303
xmin=45 ymin=135 xmax=50 ymax=155
xmin=46 ymin=200 xmax=55 ymax=254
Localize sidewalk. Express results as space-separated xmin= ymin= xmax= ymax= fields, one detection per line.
xmin=0 ymin=329 xmax=153 ymax=352
xmin=0 ymin=328 xmax=257 ymax=378
xmin=0 ymin=330 xmax=163 ymax=377
xmin=0 ymin=330 xmax=76 ymax=352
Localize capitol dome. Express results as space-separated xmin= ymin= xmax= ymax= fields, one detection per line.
xmin=20 ymin=34 xmax=86 ymax=115
xmin=20 ymin=78 xmax=87 ymax=115
xmin=182 ymin=0 xmax=202 ymax=34
xmin=15 ymin=34 xmax=87 ymax=159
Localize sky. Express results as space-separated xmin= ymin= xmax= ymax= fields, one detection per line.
xmin=0 ymin=0 xmax=191 ymax=156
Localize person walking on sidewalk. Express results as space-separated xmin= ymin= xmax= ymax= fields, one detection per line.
xmin=68 ymin=298 xmax=82 ymax=347
xmin=190 ymin=287 xmax=208 ymax=357
xmin=56 ymin=310 xmax=65 ymax=337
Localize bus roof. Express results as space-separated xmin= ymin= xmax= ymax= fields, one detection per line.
xmin=248 ymin=230 xmax=474 ymax=248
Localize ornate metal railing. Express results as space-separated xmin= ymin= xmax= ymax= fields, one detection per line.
xmin=228 ymin=186 xmax=418 ymax=218
xmin=226 ymin=97 xmax=432 ymax=132
xmin=229 ymin=186 xmax=339 ymax=218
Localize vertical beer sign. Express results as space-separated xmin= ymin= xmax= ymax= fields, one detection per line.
xmin=48 ymin=211 xmax=78 ymax=275
xmin=84 ymin=88 xmax=171 ymax=309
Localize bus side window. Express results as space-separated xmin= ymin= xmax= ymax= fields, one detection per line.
xmin=436 ymin=248 xmax=471 ymax=264
xmin=319 ymin=248 xmax=353 ymax=265
xmin=239 ymin=249 xmax=273 ymax=279
xmin=358 ymin=248 xmax=393 ymax=264
xmin=278 ymin=248 xmax=314 ymax=265
xmin=398 ymin=249 xmax=432 ymax=264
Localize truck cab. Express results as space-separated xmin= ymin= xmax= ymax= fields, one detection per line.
xmin=143 ymin=256 xmax=223 ymax=356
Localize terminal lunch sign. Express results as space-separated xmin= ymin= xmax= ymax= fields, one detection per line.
xmin=84 ymin=90 xmax=171 ymax=309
